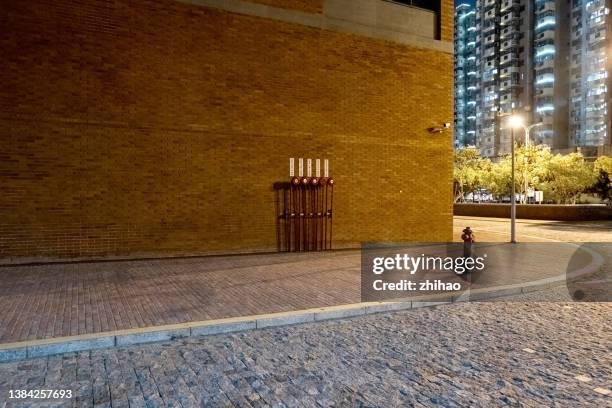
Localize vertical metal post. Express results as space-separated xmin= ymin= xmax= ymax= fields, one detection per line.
xmin=288 ymin=158 xmax=294 ymax=251
xmin=328 ymin=178 xmax=334 ymax=250
xmin=511 ymin=127 xmax=516 ymax=244
xmin=323 ymin=178 xmax=328 ymax=250
xmin=292 ymin=177 xmax=300 ymax=252
xmin=301 ymin=177 xmax=308 ymax=251
xmin=524 ymin=127 xmax=529 ymax=204
xmin=285 ymin=186 xmax=291 ymax=251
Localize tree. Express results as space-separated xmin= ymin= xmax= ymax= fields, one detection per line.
xmin=537 ymin=153 xmax=596 ymax=204
xmin=453 ymin=147 xmax=489 ymax=202
xmin=591 ymin=156 xmax=612 ymax=202
xmin=513 ymin=145 xmax=553 ymax=203
xmin=479 ymin=145 xmax=553 ymax=202
xmin=454 ymin=146 xmax=603 ymax=205
xmin=481 ymin=157 xmax=512 ymax=201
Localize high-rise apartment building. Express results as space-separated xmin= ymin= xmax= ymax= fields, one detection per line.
xmin=454 ymin=0 xmax=534 ymax=156
xmin=533 ymin=0 xmax=569 ymax=149
xmin=454 ymin=0 xmax=611 ymax=157
xmin=454 ymin=3 xmax=478 ymax=147
xmin=569 ymin=0 xmax=610 ymax=148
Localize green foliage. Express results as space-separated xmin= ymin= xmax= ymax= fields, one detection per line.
xmin=537 ymin=153 xmax=596 ymax=204
xmin=453 ymin=146 xmax=606 ymax=204
xmin=480 ymin=156 xmax=511 ymax=200
xmin=595 ymin=155 xmax=612 ymax=174
xmin=592 ymin=156 xmax=612 ymax=202
xmin=453 ymin=147 xmax=490 ymax=202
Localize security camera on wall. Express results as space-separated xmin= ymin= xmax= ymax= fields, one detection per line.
xmin=429 ymin=123 xmax=452 ymax=133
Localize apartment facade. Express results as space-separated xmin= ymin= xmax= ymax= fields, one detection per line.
xmin=569 ymin=0 xmax=611 ymax=148
xmin=454 ymin=0 xmax=612 ymax=157
xmin=454 ymin=3 xmax=478 ymax=147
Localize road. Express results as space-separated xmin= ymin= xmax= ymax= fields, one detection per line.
xmin=0 ymin=288 xmax=610 ymax=407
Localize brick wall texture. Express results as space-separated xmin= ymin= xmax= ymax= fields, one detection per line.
xmin=0 ymin=0 xmax=454 ymax=261
xmin=441 ymin=0 xmax=454 ymax=42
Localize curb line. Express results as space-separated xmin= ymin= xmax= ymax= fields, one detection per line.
xmin=0 ymin=281 xmax=563 ymax=364
xmin=0 ymin=244 xmax=602 ymax=363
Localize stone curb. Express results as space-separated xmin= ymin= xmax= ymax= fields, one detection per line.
xmin=0 ymin=281 xmax=556 ymax=364
xmin=0 ymin=245 xmax=602 ymax=363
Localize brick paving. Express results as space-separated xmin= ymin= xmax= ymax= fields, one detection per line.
xmin=0 ymin=217 xmax=609 ymax=345
xmin=0 ymin=288 xmax=609 ymax=407
xmin=0 ymin=251 xmax=361 ymax=343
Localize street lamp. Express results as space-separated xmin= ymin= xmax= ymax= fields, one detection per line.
xmin=507 ymin=115 xmax=543 ymax=243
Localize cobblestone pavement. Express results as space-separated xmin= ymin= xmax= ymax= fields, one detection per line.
xmin=0 ymin=288 xmax=610 ymax=407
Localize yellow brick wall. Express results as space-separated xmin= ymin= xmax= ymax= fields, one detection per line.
xmin=0 ymin=0 xmax=453 ymax=261
xmin=441 ymin=0 xmax=454 ymax=42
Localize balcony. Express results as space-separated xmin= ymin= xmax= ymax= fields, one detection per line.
xmin=500 ymin=66 xmax=520 ymax=77
xmin=484 ymin=48 xmax=497 ymax=58
xmin=536 ymin=59 xmax=555 ymax=70
xmin=484 ymin=34 xmax=498 ymax=45
xmin=535 ymin=30 xmax=555 ymax=42
xmin=536 ymin=87 xmax=554 ymax=97
xmin=484 ymin=11 xmax=497 ymax=22
xmin=500 ymin=55 xmax=519 ymax=67
xmin=501 ymin=39 xmax=519 ymax=52
xmin=500 ymin=81 xmax=520 ymax=91
xmin=589 ymin=32 xmax=607 ymax=46
xmin=535 ymin=2 xmax=555 ymax=14
xmin=500 ymin=0 xmax=519 ymax=13
xmin=535 ymin=73 xmax=555 ymax=86
xmin=501 ymin=12 xmax=519 ymax=26
xmin=535 ymin=16 xmax=556 ymax=31
xmin=588 ymin=16 xmax=606 ymax=29
xmin=483 ymin=23 xmax=496 ymax=34
xmin=500 ymin=26 xmax=518 ymax=39
xmin=535 ymin=44 xmax=556 ymax=58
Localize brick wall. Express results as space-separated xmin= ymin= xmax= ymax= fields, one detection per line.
xmin=247 ymin=0 xmax=323 ymax=13
xmin=0 ymin=0 xmax=453 ymax=261
xmin=441 ymin=0 xmax=454 ymax=42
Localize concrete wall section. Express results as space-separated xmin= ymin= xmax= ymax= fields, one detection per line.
xmin=324 ymin=0 xmax=437 ymax=39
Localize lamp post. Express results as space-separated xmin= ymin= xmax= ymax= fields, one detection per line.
xmin=511 ymin=126 xmax=516 ymax=243
xmin=507 ymin=115 xmax=543 ymax=243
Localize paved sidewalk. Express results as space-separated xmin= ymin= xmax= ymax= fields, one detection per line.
xmin=0 ymin=252 xmax=361 ymax=344
xmin=0 ymin=243 xmax=600 ymax=346
xmin=0 ymin=217 xmax=607 ymax=345
xmin=453 ymin=216 xmax=612 ymax=242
